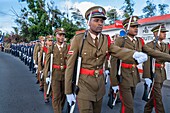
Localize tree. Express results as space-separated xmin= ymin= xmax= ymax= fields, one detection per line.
xmin=14 ymin=0 xmax=84 ymax=42
xmin=106 ymin=8 xmax=118 ymax=24
xmin=69 ymin=7 xmax=86 ymax=28
xmin=120 ymin=0 xmax=134 ymax=18
xmin=142 ymin=0 xmax=156 ymax=18
xmin=158 ymin=4 xmax=169 ymax=15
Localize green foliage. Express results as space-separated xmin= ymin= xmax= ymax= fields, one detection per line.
xmin=106 ymin=8 xmax=118 ymax=24
xmin=142 ymin=0 xmax=156 ymax=18
xmin=70 ymin=7 xmax=86 ymax=28
xmin=120 ymin=0 xmax=134 ymax=18
xmin=14 ymin=0 xmax=84 ymax=42
xmin=158 ymin=4 xmax=169 ymax=15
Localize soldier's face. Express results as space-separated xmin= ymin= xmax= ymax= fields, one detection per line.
xmin=56 ymin=33 xmax=65 ymax=43
xmin=89 ymin=18 xmax=104 ymax=35
xmin=155 ymin=31 xmax=167 ymax=40
xmin=46 ymin=40 xmax=53 ymax=46
xmin=127 ymin=25 xmax=138 ymax=36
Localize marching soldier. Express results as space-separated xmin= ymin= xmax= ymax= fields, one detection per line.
xmin=143 ymin=24 xmax=170 ymax=113
xmin=33 ymin=36 xmax=45 ymax=84
xmin=111 ymin=16 xmax=170 ymax=113
xmin=65 ymin=6 xmax=148 ymax=113
xmin=44 ymin=28 xmax=69 ymax=113
xmin=38 ymin=35 xmax=53 ymax=103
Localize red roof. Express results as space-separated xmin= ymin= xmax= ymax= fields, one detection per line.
xmin=76 ymin=14 xmax=170 ymax=34
xmin=138 ymin=14 xmax=170 ymax=24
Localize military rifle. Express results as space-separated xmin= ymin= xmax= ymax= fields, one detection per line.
xmin=46 ymin=28 xmax=55 ymax=97
xmin=46 ymin=44 xmax=54 ymax=97
xmin=107 ymin=17 xmax=133 ymax=108
xmin=116 ymin=16 xmax=132 ymax=83
xmin=107 ymin=86 xmax=118 ymax=109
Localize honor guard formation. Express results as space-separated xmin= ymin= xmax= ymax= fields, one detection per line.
xmin=1 ymin=6 xmax=170 ymax=113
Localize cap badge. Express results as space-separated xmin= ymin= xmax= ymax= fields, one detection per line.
xmin=98 ymin=8 xmax=103 ymax=13
xmin=133 ymin=17 xmax=137 ymax=22
xmin=61 ymin=28 xmax=64 ymax=31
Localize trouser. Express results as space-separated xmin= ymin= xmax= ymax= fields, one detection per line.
xmin=39 ymin=74 xmax=44 ymax=89
xmin=119 ymin=86 xmax=136 ymax=113
xmin=44 ymin=75 xmax=49 ymax=100
xmin=144 ymin=82 xmax=165 ymax=113
xmin=52 ymin=77 xmax=65 ymax=113
xmin=37 ymin=70 xmax=40 ymax=82
xmin=77 ymin=98 xmax=103 ymax=113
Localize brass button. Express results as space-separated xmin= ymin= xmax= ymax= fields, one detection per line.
xmin=94 ymin=70 xmax=99 ymax=77
xmin=60 ymin=66 xmax=64 ymax=70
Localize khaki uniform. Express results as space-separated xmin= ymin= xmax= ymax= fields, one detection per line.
xmin=33 ymin=43 xmax=41 ymax=82
xmin=44 ymin=43 xmax=69 ymax=113
xmin=38 ymin=46 xmax=49 ymax=94
xmin=143 ymin=40 xmax=170 ymax=113
xmin=65 ymin=32 xmax=137 ymax=113
xmin=111 ymin=36 xmax=170 ymax=113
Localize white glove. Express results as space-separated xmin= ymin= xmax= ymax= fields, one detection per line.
xmin=144 ymin=78 xmax=152 ymax=88
xmin=112 ymin=86 xmax=119 ymax=93
xmin=66 ymin=94 xmax=76 ymax=106
xmin=46 ymin=77 xmax=50 ymax=84
xmin=34 ymin=64 xmax=38 ymax=68
xmin=133 ymin=52 xmax=148 ymax=64
xmin=105 ymin=70 xmax=110 ymax=76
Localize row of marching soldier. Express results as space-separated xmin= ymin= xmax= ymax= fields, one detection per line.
xmin=3 ymin=5 xmax=170 ymax=113
xmin=64 ymin=6 xmax=170 ymax=113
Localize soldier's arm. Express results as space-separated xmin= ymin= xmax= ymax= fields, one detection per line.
xmin=38 ymin=48 xmax=43 ymax=71
xmin=33 ymin=44 xmax=37 ymax=62
xmin=142 ymin=55 xmax=151 ymax=78
xmin=109 ymin=44 xmax=136 ymax=63
xmin=109 ymin=55 xmax=119 ymax=86
xmin=142 ymin=44 xmax=170 ymax=62
xmin=65 ymin=36 xmax=79 ymax=94
xmin=43 ymin=47 xmax=52 ymax=78
xmin=35 ymin=45 xmax=40 ymax=65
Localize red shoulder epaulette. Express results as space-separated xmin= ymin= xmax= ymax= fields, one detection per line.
xmin=140 ymin=38 xmax=145 ymax=47
xmin=106 ymin=35 xmax=111 ymax=60
xmin=67 ymin=44 xmax=71 ymax=51
xmin=43 ymin=46 xmax=48 ymax=53
xmin=106 ymin=35 xmax=111 ymax=48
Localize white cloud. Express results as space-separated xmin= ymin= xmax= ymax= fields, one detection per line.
xmin=72 ymin=1 xmax=96 ymax=17
xmin=71 ymin=1 xmax=125 ymax=19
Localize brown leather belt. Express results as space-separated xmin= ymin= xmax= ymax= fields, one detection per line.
xmin=121 ymin=63 xmax=136 ymax=68
xmin=80 ymin=68 xmax=103 ymax=77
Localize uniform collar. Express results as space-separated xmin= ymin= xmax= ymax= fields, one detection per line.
xmin=89 ymin=31 xmax=101 ymax=40
xmin=56 ymin=43 xmax=64 ymax=48
xmin=158 ymin=40 xmax=164 ymax=46
xmin=127 ymin=35 xmax=137 ymax=41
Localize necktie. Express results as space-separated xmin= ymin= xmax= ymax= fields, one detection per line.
xmin=59 ymin=46 xmax=62 ymax=51
xmin=132 ymin=38 xmax=136 ymax=44
xmin=160 ymin=42 xmax=163 ymax=51
xmin=95 ymin=37 xmax=99 ymax=48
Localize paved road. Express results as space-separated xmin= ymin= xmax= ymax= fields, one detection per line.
xmin=0 ymin=51 xmax=170 ymax=113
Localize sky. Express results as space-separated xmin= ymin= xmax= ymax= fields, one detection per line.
xmin=0 ymin=0 xmax=170 ymax=33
